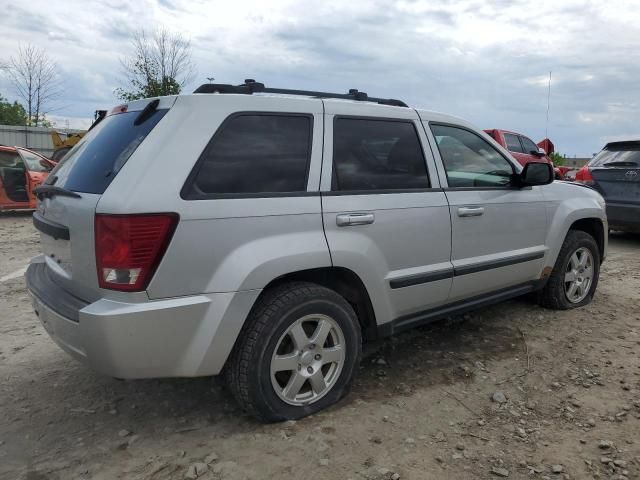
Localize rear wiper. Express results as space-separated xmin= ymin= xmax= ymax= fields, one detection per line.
xmin=34 ymin=185 xmax=82 ymax=200
xmin=134 ymin=99 xmax=160 ymax=126
xmin=603 ymin=161 xmax=639 ymax=167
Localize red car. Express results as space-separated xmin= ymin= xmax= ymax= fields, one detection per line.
xmin=0 ymin=146 xmax=55 ymax=211
xmin=484 ymin=129 xmax=564 ymax=179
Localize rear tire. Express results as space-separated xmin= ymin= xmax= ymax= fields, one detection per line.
xmin=539 ymin=230 xmax=600 ymax=310
xmin=225 ymin=282 xmax=362 ymax=422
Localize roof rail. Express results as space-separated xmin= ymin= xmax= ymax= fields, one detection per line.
xmin=193 ymin=79 xmax=408 ymax=107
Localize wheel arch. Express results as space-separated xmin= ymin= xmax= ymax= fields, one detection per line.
xmin=543 ymin=195 xmax=607 ymax=276
xmin=568 ymin=217 xmax=605 ymax=262
xmin=256 ymin=267 xmax=379 ymax=342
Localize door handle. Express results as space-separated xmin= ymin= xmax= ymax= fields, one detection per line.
xmin=457 ymin=206 xmax=485 ymax=217
xmin=336 ymin=213 xmax=375 ymax=226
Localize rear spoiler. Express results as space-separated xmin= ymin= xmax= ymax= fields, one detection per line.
xmin=88 ymin=110 xmax=108 ymax=132
xmin=605 ymin=140 xmax=640 ymax=149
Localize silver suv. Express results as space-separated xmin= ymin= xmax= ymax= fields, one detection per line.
xmin=26 ymin=80 xmax=607 ymax=421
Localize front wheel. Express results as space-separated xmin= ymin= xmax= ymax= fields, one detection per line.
xmin=225 ymin=282 xmax=362 ymax=422
xmin=539 ymin=230 xmax=600 ymax=309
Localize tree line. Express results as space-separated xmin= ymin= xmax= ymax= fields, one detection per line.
xmin=0 ymin=27 xmax=195 ymax=127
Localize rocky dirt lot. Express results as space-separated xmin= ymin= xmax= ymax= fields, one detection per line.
xmin=0 ymin=212 xmax=639 ymax=480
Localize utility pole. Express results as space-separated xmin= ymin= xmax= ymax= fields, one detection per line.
xmin=206 ymin=77 xmax=215 ymax=83
xmin=545 ymin=71 xmax=552 ymax=140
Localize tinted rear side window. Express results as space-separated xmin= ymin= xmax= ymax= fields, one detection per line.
xmin=332 ymin=118 xmax=429 ymax=191
xmin=183 ymin=114 xmax=312 ymax=198
xmin=49 ymin=109 xmax=167 ymax=194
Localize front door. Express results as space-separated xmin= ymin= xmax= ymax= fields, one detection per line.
xmin=0 ymin=149 xmax=29 ymax=207
xmin=426 ymin=123 xmax=548 ymax=302
xmin=321 ymin=103 xmax=453 ymax=326
xmin=18 ymin=149 xmax=52 ymax=207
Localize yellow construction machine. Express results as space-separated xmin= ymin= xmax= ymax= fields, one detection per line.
xmin=49 ymin=110 xmax=107 ymax=162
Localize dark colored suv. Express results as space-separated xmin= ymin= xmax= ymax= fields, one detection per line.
xmin=575 ymin=140 xmax=640 ymax=233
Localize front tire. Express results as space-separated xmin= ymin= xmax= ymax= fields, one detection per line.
xmin=539 ymin=230 xmax=600 ymax=310
xmin=225 ymin=282 xmax=362 ymax=422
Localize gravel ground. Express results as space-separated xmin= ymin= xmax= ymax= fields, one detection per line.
xmin=0 ymin=212 xmax=639 ymax=480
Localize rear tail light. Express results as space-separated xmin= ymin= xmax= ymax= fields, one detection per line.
xmin=574 ymin=166 xmax=595 ymax=185
xmin=95 ymin=213 xmax=178 ymax=291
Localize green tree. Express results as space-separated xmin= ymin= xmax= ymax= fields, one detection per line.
xmin=115 ymin=28 xmax=195 ymax=101
xmin=0 ymin=94 xmax=28 ymax=125
xmin=550 ymin=152 xmax=565 ymax=166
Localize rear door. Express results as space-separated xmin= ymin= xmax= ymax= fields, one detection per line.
xmin=33 ymin=97 xmax=175 ymax=302
xmin=17 ymin=149 xmax=52 ymax=201
xmin=426 ymin=123 xmax=547 ymax=301
xmin=321 ymin=102 xmax=452 ymax=326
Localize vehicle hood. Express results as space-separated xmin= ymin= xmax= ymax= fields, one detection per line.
xmin=545 ymin=180 xmax=606 ymax=208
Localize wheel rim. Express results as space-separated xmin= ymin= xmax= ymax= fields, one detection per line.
xmin=270 ymin=314 xmax=346 ymax=406
xmin=564 ymin=247 xmax=594 ymax=303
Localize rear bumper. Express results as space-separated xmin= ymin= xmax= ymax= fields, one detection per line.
xmin=26 ymin=262 xmax=260 ymax=379
xmin=606 ymin=202 xmax=640 ymax=232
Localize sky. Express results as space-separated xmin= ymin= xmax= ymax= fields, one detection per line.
xmin=0 ymin=0 xmax=638 ymax=156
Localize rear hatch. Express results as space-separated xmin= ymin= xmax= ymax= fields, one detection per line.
xmin=32 ymin=97 xmax=175 ymax=302
xmin=589 ymin=142 xmax=640 ymax=204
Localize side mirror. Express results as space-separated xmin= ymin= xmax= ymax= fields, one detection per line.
xmin=519 ymin=162 xmax=553 ymax=187
xmin=530 ymin=148 xmax=546 ymax=158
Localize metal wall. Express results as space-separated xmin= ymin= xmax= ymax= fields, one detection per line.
xmin=0 ymin=125 xmax=84 ymax=157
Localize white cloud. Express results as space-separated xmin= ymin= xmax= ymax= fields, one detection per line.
xmin=0 ymin=0 xmax=638 ymax=155
xmin=47 ymin=115 xmax=93 ymax=130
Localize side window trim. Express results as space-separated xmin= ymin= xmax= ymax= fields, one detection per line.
xmin=329 ymin=115 xmax=433 ymax=194
xmin=428 ymin=121 xmax=519 ymax=191
xmin=181 ymin=111 xmax=315 ymax=200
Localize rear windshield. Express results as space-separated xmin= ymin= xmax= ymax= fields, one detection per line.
xmin=590 ymin=144 xmax=640 ymax=168
xmin=48 ymin=109 xmax=167 ymax=194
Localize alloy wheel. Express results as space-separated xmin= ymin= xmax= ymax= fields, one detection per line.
xmin=270 ymin=314 xmax=346 ymax=406
xmin=564 ymin=247 xmax=594 ymax=303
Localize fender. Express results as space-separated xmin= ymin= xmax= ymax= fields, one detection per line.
xmin=542 ymin=182 xmax=607 ymax=272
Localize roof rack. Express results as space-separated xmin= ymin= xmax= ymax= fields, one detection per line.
xmin=193 ymin=79 xmax=408 ymax=108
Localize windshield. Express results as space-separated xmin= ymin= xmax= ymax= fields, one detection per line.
xmin=18 ymin=149 xmax=51 ymax=172
xmin=48 ymin=108 xmax=167 ymax=194
xmin=590 ymin=144 xmax=640 ymax=167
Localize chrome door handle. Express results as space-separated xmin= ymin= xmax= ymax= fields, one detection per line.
xmin=457 ymin=206 xmax=485 ymax=217
xmin=336 ymin=213 xmax=375 ymax=226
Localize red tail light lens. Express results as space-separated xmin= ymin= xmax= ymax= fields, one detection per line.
xmin=574 ymin=166 xmax=595 ymax=185
xmin=95 ymin=214 xmax=178 ymax=291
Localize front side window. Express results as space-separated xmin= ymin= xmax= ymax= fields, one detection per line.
xmin=18 ymin=149 xmax=52 ymax=172
xmin=332 ymin=118 xmax=429 ymax=191
xmin=431 ymin=124 xmax=515 ymax=188
xmin=184 ymin=114 xmax=312 ymax=197
xmin=504 ymin=133 xmax=524 ymax=153
xmin=520 ymin=136 xmax=539 ymax=154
